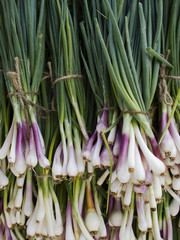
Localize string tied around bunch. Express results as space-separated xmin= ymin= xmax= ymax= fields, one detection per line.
xmin=42 ymin=61 xmax=83 ymax=111
xmin=97 ymin=106 xmax=151 ymax=118
xmin=7 ymin=57 xmax=50 ymax=137
xmin=159 ymin=50 xmax=180 ymax=106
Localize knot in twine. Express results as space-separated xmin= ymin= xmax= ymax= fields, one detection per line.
xmin=159 ymin=50 xmax=180 ymax=106
xmin=41 ymin=61 xmax=83 ymax=111
xmin=32 ymin=168 xmax=52 ymax=179
xmin=7 ymin=57 xmax=49 ymax=118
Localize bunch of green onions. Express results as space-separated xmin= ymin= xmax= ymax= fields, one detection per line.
xmin=0 ymin=0 xmax=179 ymax=240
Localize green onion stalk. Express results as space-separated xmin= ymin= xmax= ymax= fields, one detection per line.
xmin=158 ymin=0 xmax=180 ymax=205
xmin=0 ymin=0 xmax=50 ymax=177
xmin=47 ymin=0 xmax=92 ymax=179
xmin=64 ymin=175 xmax=108 ymax=240
xmin=0 ymin=1 xmax=60 ymax=238
xmin=81 ymin=0 xmax=168 ymax=238
xmin=80 ymin=0 xmax=118 ymax=187
xmin=25 ymin=62 xmax=65 ymax=238
xmin=0 ymin=71 xmax=9 ymax=191
xmin=82 ymin=0 xmax=165 ymax=196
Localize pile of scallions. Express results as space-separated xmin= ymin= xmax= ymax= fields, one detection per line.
xmin=0 ymin=0 xmax=179 ymax=239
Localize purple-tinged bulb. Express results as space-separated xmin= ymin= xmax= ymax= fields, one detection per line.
xmin=65 ymin=201 xmax=75 ymax=240
xmin=134 ymin=184 xmax=148 ymax=194
xmin=141 ymin=152 xmax=153 ymax=185
xmin=26 ymin=127 xmax=38 ymax=168
xmin=96 ymin=104 xmax=108 ymax=133
xmin=0 ymin=121 xmax=14 ymax=159
xmin=82 ymin=131 xmax=97 ymax=161
xmin=14 ymin=122 xmax=26 ymax=175
xmin=169 ymin=117 xmax=180 ymax=152
xmin=135 ymin=125 xmax=165 ymax=175
xmin=106 ymin=224 xmax=110 ymax=240
xmin=159 ymin=111 xmax=177 ymax=158
xmin=52 ymin=143 xmax=63 ymax=179
xmin=113 ymin=125 xmax=122 ymax=157
xmin=91 ymin=133 xmax=103 ymax=168
xmin=136 ymin=194 xmax=147 ymax=233
xmin=0 ymin=220 xmax=3 ymax=239
xmin=100 ymin=145 xmax=115 ymax=168
xmin=108 ymin=195 xmax=114 ymax=217
xmin=67 ymin=144 xmax=78 ymax=178
xmin=5 ymin=219 xmax=12 ymax=240
xmin=108 ymin=199 xmax=122 ymax=228
xmin=32 ymin=122 xmax=50 ymax=169
xmin=116 ymin=133 xmax=130 ymax=183
xmin=22 ymin=120 xmax=29 ymax=150
xmin=133 ymin=144 xmax=145 ymax=184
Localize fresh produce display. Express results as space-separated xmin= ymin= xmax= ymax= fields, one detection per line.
xmin=0 ymin=0 xmax=179 ymax=239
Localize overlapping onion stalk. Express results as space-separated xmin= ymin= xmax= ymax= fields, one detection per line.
xmin=47 ymin=0 xmax=94 ymax=180
xmin=0 ymin=0 xmax=49 ymax=175
xmin=80 ymin=0 xmax=176 ymax=239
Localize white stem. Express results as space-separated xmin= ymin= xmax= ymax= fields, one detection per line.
xmin=170 ymin=198 xmax=180 ymax=216
xmin=127 ymin=123 xmax=136 ymax=172
xmin=134 ymin=124 xmax=165 ymax=175
xmin=165 ymin=184 xmax=180 ymax=204
xmin=97 ymin=169 xmax=110 ymax=186
xmin=0 ymin=121 xmax=14 ymax=159
xmin=170 ymin=164 xmax=180 ymax=176
xmin=16 ymin=174 xmax=25 ymax=188
xmin=123 ymin=181 xmax=133 ymax=207
xmin=15 ymin=188 xmax=23 ymax=209
xmin=0 ymin=168 xmax=8 ymax=189
xmin=60 ymin=124 xmax=68 ymax=177
xmin=4 ymin=210 xmax=12 ymax=228
xmin=67 ymin=144 xmax=78 ymax=178
xmin=172 ymin=176 xmax=180 ymax=191
xmin=26 ymin=128 xmax=37 ymax=168
xmin=152 ymin=210 xmax=163 ymax=240
xmin=165 ymin=171 xmax=172 ymax=185
xmin=117 ymin=160 xmax=130 ymax=183
xmin=153 ymin=174 xmax=162 ymax=201
xmin=36 ymin=188 xmax=45 ymax=222
xmin=16 ymin=210 xmax=21 ymax=225
xmin=133 ymin=144 xmax=145 ymax=183
xmin=44 ymin=194 xmax=55 ymax=237
xmin=8 ymin=123 xmax=17 ymax=166
xmin=87 ymin=162 xmax=93 ymax=174
xmin=52 ymin=144 xmax=63 ymax=179
xmin=10 ymin=211 xmax=16 ymax=226
xmin=119 ymin=210 xmax=128 ymax=240
xmin=145 ymin=203 xmax=152 ymax=230
xmin=85 ymin=209 xmax=100 ymax=235
xmin=41 ymin=217 xmax=48 ymax=237
xmin=36 ymin=219 xmax=43 ymax=236
xmin=110 ymin=178 xmax=121 ymax=195
xmin=91 ymin=134 xmax=102 ymax=168
xmin=108 ymin=111 xmax=118 ymax=144
xmin=149 ymin=186 xmax=157 ymax=210
xmin=94 ymin=189 xmax=107 ymax=238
